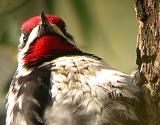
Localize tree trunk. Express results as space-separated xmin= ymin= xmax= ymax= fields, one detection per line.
xmin=135 ymin=0 xmax=160 ymax=125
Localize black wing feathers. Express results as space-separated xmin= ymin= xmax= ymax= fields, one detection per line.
xmin=12 ymin=66 xmax=51 ymax=125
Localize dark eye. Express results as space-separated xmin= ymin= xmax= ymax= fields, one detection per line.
xmin=18 ymin=32 xmax=29 ymax=49
xmin=22 ymin=30 xmax=29 ymax=43
xmin=23 ymin=35 xmax=28 ymax=43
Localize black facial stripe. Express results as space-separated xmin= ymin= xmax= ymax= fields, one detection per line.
xmin=22 ymin=30 xmax=30 ymax=37
xmin=59 ymin=26 xmax=74 ymax=41
xmin=65 ymin=32 xmax=74 ymax=41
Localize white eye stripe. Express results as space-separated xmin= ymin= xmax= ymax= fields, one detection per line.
xmin=18 ymin=25 xmax=39 ymax=61
xmin=19 ymin=33 xmax=24 ymax=47
xmin=51 ymin=24 xmax=64 ymax=37
xmin=50 ymin=24 xmax=76 ymax=46
xmin=19 ymin=32 xmax=30 ymax=49
xmin=18 ymin=24 xmax=58 ymax=57
xmin=18 ymin=23 xmax=76 ymax=64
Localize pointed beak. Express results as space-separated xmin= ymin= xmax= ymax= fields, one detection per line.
xmin=38 ymin=11 xmax=53 ymax=37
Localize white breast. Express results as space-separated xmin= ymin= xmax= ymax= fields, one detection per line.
xmin=44 ymin=55 xmax=140 ymax=125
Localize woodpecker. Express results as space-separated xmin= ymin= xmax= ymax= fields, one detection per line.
xmin=6 ymin=12 xmax=141 ymax=125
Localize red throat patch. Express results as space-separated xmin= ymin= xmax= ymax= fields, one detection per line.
xmin=23 ymin=35 xmax=78 ymax=67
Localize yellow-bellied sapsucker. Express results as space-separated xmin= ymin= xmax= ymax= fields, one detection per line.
xmin=6 ymin=12 xmax=141 ymax=125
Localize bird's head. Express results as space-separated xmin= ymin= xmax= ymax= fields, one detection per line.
xmin=18 ymin=12 xmax=79 ymax=68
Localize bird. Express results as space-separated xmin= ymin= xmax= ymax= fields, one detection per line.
xmin=6 ymin=12 xmax=141 ymax=125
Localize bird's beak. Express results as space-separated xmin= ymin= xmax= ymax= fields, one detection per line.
xmin=38 ymin=11 xmax=53 ymax=37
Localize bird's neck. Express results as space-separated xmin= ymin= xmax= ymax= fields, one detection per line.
xmin=23 ymin=35 xmax=80 ymax=68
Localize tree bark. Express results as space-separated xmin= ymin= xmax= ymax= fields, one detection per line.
xmin=135 ymin=0 xmax=160 ymax=125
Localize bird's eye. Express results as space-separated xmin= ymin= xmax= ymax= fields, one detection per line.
xmin=22 ymin=30 xmax=29 ymax=42
xmin=19 ymin=33 xmax=29 ymax=49
xmin=23 ymin=35 xmax=28 ymax=43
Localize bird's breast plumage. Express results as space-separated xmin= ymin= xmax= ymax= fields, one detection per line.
xmin=43 ymin=55 xmax=140 ymax=125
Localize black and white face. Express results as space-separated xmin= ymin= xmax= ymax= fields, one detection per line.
xmin=17 ymin=12 xmax=78 ymax=71
xmin=19 ymin=12 xmax=75 ymax=51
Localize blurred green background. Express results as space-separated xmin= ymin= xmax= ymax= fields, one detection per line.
xmin=0 ymin=0 xmax=138 ymax=124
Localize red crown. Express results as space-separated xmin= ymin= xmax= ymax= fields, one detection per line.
xmin=21 ymin=15 xmax=65 ymax=34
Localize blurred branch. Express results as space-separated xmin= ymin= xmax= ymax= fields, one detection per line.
xmin=0 ymin=0 xmax=32 ymax=19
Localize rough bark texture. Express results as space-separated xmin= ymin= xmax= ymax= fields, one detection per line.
xmin=135 ymin=0 xmax=160 ymax=125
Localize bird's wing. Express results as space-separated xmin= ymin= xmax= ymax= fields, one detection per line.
xmin=6 ymin=66 xmax=51 ymax=125
xmin=93 ymin=66 xmax=140 ymax=124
